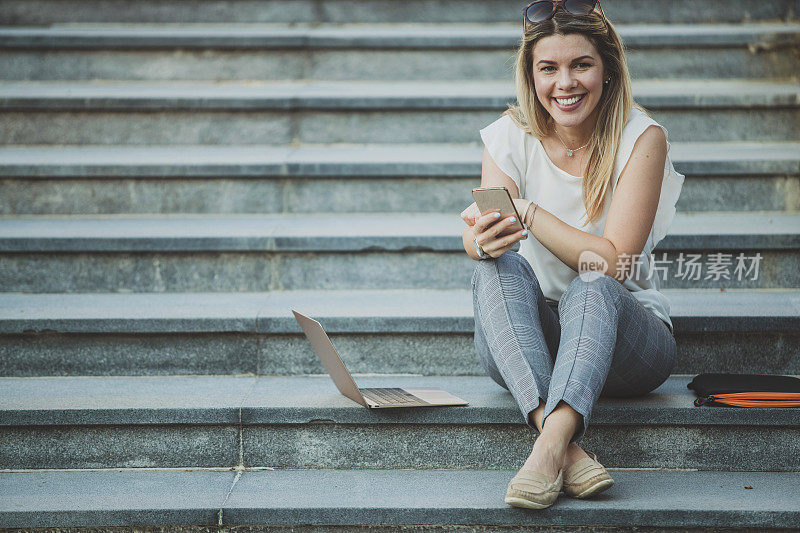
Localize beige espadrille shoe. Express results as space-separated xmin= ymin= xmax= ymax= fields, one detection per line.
xmin=504 ymin=467 xmax=563 ymax=509
xmin=562 ymin=451 xmax=614 ymax=499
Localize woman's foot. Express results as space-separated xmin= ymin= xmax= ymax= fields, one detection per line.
xmin=521 ymin=440 xmax=590 ymax=483
xmin=562 ymin=442 xmax=590 ymax=469
xmin=520 ymin=437 xmax=564 ymax=483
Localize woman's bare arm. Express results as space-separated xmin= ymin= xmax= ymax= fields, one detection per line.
xmin=479 ymin=125 xmax=667 ymax=282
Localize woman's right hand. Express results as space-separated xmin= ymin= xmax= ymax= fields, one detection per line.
xmin=470 ymin=210 xmax=528 ymax=258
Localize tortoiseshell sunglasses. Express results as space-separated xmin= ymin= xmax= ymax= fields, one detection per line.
xmin=522 ymin=0 xmax=607 ymax=31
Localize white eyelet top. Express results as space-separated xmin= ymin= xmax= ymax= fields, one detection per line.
xmin=479 ymin=108 xmax=685 ymax=333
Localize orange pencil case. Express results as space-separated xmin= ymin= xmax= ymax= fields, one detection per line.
xmin=687 ymin=373 xmax=800 ymax=407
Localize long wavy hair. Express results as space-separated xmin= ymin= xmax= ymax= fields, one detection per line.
xmin=505 ymin=9 xmax=636 ymax=227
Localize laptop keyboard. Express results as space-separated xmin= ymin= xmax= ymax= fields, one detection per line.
xmin=360 ymin=387 xmax=429 ymax=406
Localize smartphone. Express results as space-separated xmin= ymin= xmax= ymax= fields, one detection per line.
xmin=472 ymin=186 xmax=525 ymax=237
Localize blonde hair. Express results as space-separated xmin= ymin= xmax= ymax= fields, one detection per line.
xmin=505 ymin=9 xmax=636 ymax=227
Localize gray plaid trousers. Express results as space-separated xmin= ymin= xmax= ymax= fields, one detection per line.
xmin=471 ymin=251 xmax=675 ymax=444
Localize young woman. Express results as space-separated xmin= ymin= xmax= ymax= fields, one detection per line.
xmin=460 ymin=0 xmax=684 ymax=509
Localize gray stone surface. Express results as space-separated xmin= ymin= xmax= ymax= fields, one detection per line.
xmin=222 ymin=469 xmax=800 ymax=528
xmin=2 ymin=424 xmax=239 ymax=469
xmin=3 ymin=108 xmax=797 ymax=144
xmin=0 ymin=332 xmax=262 ymax=376
xmin=1 ymin=49 xmax=304 ymax=82
xmin=312 ymin=108 xmax=800 ymax=145
xmin=660 ymin=251 xmax=798 ymax=289
xmin=2 ymin=142 xmax=797 ymax=178
xmin=0 ymin=211 xmax=796 ymax=291
xmin=1 ymin=249 xmax=795 ymax=292
xmin=238 ymin=374 xmax=800 ymax=427
xmin=0 ymin=469 xmax=234 ymax=528
xmin=2 ymin=375 xmax=799 ymax=470
xmin=1 ymin=212 xmax=797 ymax=251
xmin=6 ymin=374 xmax=799 ymax=428
xmin=678 ymin=175 xmax=800 ymax=213
xmin=1 ymin=328 xmax=798 ymax=378
xmin=1 ymin=24 xmax=796 ymax=82
xmin=1 ymin=289 xmax=798 ymax=335
xmin=238 ymin=376 xmax=800 ymax=470
xmin=672 ymin=331 xmax=800 ymax=374
xmin=0 ymin=292 xmax=270 ymax=333
xmin=242 ymin=422 xmax=800 ymax=471
xmin=2 ymin=141 xmax=797 ymax=215
xmin=2 ymin=23 xmax=797 ymax=50
xmin=0 ymin=176 xmax=469 ymax=215
xmin=13 ymin=110 xmax=800 ymax=146
xmin=0 ymin=0 xmax=797 ymax=24
xmin=254 ymin=288 xmax=800 ymax=333
xmin=1 ymin=468 xmax=799 ymax=529
xmin=0 ymin=110 xmax=293 ymax=145
xmin=4 ymin=47 xmax=795 ymax=82
xmin=625 ymin=48 xmax=798 ymax=81
xmin=259 ymin=330 xmax=800 ymax=377
xmin=0 ymin=375 xmax=256 ymax=425
xmin=1 ymin=142 xmax=797 ymax=216
xmin=3 ymin=174 xmax=800 ymax=215
xmin=257 ymin=332 xmax=484 ymax=376
xmin=0 ymin=526 xmax=780 ymax=533
xmin=5 ymin=251 xmax=484 ymax=292
xmin=0 ymin=0 xmax=796 ymax=530
xmin=1 ymin=80 xmax=798 ymax=110
xmin=2 ymin=328 xmax=798 ymax=377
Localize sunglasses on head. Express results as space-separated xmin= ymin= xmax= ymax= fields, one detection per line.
xmin=522 ymin=0 xmax=605 ymax=31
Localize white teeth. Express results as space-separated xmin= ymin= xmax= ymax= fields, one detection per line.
xmin=556 ymin=95 xmax=584 ymax=106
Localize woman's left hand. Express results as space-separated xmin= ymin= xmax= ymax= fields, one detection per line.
xmin=462 ymin=199 xmax=533 ymax=227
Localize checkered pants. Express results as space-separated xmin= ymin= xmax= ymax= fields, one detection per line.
xmin=472 ymin=251 xmax=676 ymax=444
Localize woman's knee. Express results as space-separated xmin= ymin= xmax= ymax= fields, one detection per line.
xmin=560 ymin=274 xmax=622 ymax=311
xmin=471 ymin=251 xmax=540 ymax=290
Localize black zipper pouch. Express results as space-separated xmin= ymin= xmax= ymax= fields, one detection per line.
xmin=687 ymin=373 xmax=800 ymax=407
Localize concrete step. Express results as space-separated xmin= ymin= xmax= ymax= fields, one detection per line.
xmin=2 ymin=374 xmax=800 ymax=471
xmin=2 ymin=23 xmax=797 ymax=81
xmin=2 ymin=469 xmax=798 ymax=531
xmin=1 ymin=142 xmax=799 ymax=215
xmin=1 ymin=80 xmax=798 ymax=144
xmin=0 ymin=212 xmax=796 ymax=292
xmin=2 ymin=0 xmax=798 ymax=24
xmin=1 ymin=289 xmax=797 ymax=377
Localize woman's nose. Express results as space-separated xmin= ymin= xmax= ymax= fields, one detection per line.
xmin=557 ymin=70 xmax=577 ymax=90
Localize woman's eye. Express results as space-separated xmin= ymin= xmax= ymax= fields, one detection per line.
xmin=541 ymin=66 xmax=556 ymax=72
xmin=576 ymin=62 xmax=592 ymax=69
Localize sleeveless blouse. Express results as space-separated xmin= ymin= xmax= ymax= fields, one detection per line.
xmin=479 ymin=108 xmax=684 ymax=333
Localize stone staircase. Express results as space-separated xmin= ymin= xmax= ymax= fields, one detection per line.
xmin=1 ymin=0 xmax=799 ymax=529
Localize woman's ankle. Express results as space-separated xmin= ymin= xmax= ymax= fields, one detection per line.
xmin=532 ymin=434 xmax=570 ymax=462
xmin=566 ymin=442 xmax=588 ymax=460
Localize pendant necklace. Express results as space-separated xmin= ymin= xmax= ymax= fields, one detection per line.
xmin=553 ymin=128 xmax=590 ymax=157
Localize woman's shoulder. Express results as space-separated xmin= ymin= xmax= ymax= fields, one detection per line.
xmin=620 ymin=107 xmax=669 ymax=152
xmin=479 ymin=113 xmax=543 ymax=198
xmin=623 ymin=106 xmax=662 ymax=138
xmin=481 ymin=112 xmax=531 ymax=138
xmin=480 ymin=113 xmax=539 ymax=158
xmin=613 ymin=107 xmax=669 ymax=179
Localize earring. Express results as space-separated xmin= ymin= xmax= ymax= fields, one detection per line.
xmin=604 ymin=78 xmax=611 ymax=84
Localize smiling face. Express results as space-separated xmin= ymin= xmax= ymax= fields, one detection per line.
xmin=531 ymin=33 xmax=606 ymax=131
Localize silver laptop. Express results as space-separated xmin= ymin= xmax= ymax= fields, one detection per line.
xmin=292 ymin=310 xmax=468 ymax=409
